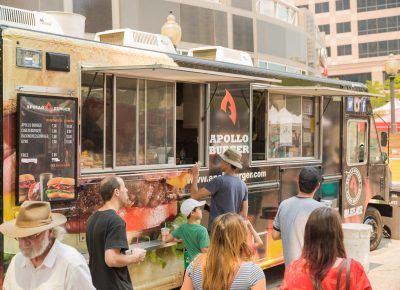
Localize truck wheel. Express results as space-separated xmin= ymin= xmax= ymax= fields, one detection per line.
xmin=363 ymin=207 xmax=383 ymax=251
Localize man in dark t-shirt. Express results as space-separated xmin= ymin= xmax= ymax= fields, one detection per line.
xmin=191 ymin=148 xmax=248 ymax=230
xmin=86 ymin=176 xmax=146 ymax=290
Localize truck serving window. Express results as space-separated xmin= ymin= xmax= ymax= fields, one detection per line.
xmin=81 ymin=73 xmax=113 ymax=169
xmin=347 ymin=120 xmax=368 ymax=165
xmin=252 ymin=90 xmax=320 ymax=161
xmin=81 ymin=73 xmax=175 ymax=171
xmin=81 ymin=73 xmax=206 ymax=172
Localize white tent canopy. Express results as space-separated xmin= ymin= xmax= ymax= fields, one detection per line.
xmin=373 ymin=99 xmax=400 ymax=113
xmin=269 ymin=106 xmax=302 ymax=124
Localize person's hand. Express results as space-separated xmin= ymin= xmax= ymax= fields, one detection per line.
xmin=132 ymin=248 xmax=146 ymax=263
xmin=245 ymin=220 xmax=254 ymax=230
xmin=191 ymin=163 xmax=199 ymax=178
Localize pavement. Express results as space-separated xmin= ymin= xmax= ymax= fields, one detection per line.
xmin=369 ymin=238 xmax=400 ymax=290
xmin=265 ymin=238 xmax=400 ymax=290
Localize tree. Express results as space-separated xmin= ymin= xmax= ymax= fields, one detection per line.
xmin=367 ymin=80 xmax=388 ymax=109
xmin=367 ymin=75 xmax=400 ymax=109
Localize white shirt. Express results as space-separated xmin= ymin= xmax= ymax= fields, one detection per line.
xmin=3 ymin=240 xmax=96 ymax=290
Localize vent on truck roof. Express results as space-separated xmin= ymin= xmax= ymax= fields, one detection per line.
xmin=94 ymin=28 xmax=176 ymax=54
xmin=0 ymin=5 xmax=35 ymax=26
xmin=0 ymin=5 xmax=63 ymax=34
xmin=188 ymin=46 xmax=253 ymax=67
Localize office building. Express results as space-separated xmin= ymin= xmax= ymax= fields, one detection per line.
xmin=296 ymin=0 xmax=400 ymax=83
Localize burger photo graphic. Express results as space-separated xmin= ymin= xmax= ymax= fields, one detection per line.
xmin=18 ymin=174 xmax=36 ymax=203
xmin=46 ymin=177 xmax=75 ymax=200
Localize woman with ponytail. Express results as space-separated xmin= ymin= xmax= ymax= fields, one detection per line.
xmin=181 ymin=213 xmax=266 ymax=290
xmin=281 ymin=207 xmax=371 ymax=290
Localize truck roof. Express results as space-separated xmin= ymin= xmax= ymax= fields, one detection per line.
xmin=0 ymin=24 xmax=367 ymax=93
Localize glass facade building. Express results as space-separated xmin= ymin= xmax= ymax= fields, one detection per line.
xmin=296 ymin=0 xmax=400 ymax=83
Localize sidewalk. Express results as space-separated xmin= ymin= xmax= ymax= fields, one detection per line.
xmin=369 ymin=238 xmax=400 ymax=290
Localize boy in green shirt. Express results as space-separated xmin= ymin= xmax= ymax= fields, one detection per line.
xmin=165 ymin=199 xmax=209 ymax=268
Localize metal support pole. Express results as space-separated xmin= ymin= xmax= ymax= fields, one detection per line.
xmin=390 ymin=76 xmax=397 ymax=133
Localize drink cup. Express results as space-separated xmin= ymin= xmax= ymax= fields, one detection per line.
xmin=39 ymin=173 xmax=53 ymax=201
xmin=161 ymin=227 xmax=170 ymax=242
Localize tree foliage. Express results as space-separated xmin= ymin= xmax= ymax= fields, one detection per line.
xmin=367 ymin=75 xmax=400 ymax=109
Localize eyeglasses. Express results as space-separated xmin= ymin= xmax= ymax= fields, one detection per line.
xmin=16 ymin=232 xmax=43 ymax=242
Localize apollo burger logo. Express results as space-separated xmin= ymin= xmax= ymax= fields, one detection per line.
xmin=345 ymin=167 xmax=362 ymax=206
xmin=27 ymin=101 xmax=71 ymax=112
xmin=220 ymin=89 xmax=237 ymax=126
xmin=209 ymin=89 xmax=249 ymax=154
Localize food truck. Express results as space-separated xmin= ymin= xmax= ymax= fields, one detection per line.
xmin=0 ymin=5 xmax=398 ymax=289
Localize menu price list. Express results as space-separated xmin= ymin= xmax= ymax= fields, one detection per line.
xmin=16 ymin=94 xmax=77 ymax=205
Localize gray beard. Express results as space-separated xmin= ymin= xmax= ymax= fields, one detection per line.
xmin=20 ymin=231 xmax=50 ymax=259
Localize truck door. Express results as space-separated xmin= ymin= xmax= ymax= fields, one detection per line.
xmin=342 ymin=116 xmax=369 ymax=223
xmin=367 ymin=116 xmax=387 ymax=202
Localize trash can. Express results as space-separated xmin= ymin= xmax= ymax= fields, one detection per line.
xmin=342 ymin=223 xmax=371 ymax=272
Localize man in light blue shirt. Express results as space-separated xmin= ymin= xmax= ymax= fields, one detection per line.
xmin=272 ymin=167 xmax=324 ymax=266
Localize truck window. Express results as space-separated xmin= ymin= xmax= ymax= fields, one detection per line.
xmin=175 ymin=83 xmax=206 ymax=166
xmin=81 ymin=73 xmax=113 ymax=169
xmin=251 ymin=91 xmax=320 ymax=161
xmin=252 ymin=89 xmax=266 ymax=160
xmin=137 ymin=80 xmax=174 ymax=166
xmin=369 ymin=118 xmax=382 ymax=163
xmin=347 ymin=120 xmax=368 ymax=165
xmin=81 ymin=74 xmax=176 ymax=171
xmin=116 ymin=77 xmax=137 ymax=166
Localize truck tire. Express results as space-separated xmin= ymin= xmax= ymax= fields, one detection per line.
xmin=363 ymin=207 xmax=383 ymax=251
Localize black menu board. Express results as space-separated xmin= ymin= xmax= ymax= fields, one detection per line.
xmin=16 ymin=94 xmax=78 ymax=205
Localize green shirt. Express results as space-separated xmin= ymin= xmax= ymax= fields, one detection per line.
xmin=172 ymin=223 xmax=209 ymax=262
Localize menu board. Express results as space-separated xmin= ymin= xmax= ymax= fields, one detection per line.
xmin=16 ymin=94 xmax=77 ymax=205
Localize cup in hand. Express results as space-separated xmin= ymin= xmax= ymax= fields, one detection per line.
xmin=161 ymin=227 xmax=170 ymax=242
xmin=130 ymin=247 xmax=146 ymax=263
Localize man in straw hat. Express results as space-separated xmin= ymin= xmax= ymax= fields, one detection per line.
xmin=191 ymin=148 xmax=248 ymax=231
xmin=0 ymin=201 xmax=95 ymax=290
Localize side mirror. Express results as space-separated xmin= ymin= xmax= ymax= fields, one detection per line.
xmin=381 ymin=152 xmax=388 ymax=162
xmin=381 ymin=132 xmax=388 ymax=147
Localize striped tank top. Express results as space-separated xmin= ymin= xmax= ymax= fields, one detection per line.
xmin=186 ymin=260 xmax=265 ymax=290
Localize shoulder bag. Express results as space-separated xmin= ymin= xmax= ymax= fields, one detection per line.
xmin=336 ymin=258 xmax=352 ymax=290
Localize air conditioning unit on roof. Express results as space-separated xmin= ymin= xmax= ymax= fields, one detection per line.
xmin=0 ymin=5 xmax=63 ymax=34
xmin=94 ymin=28 xmax=176 ymax=54
xmin=188 ymin=46 xmax=253 ymax=67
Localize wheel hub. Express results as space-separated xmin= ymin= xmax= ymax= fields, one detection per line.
xmin=364 ymin=216 xmax=378 ymax=241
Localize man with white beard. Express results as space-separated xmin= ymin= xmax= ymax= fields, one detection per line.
xmin=0 ymin=201 xmax=95 ymax=290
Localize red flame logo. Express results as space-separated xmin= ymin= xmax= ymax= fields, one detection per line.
xmin=349 ymin=175 xmax=358 ymax=197
xmin=44 ymin=101 xmax=54 ymax=111
xmin=220 ymin=89 xmax=237 ymax=126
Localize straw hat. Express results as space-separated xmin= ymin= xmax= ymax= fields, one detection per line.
xmin=0 ymin=201 xmax=67 ymax=238
xmin=219 ymin=148 xmax=243 ymax=169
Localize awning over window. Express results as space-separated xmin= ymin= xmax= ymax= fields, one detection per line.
xmin=82 ymin=64 xmax=281 ymax=84
xmin=264 ymin=86 xmax=382 ymax=97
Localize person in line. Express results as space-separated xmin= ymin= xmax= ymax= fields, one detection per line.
xmin=246 ymin=219 xmax=264 ymax=254
xmin=164 ymin=198 xmax=209 ymax=269
xmin=181 ymin=213 xmax=266 ymax=290
xmin=82 ymin=93 xmax=104 ymax=153
xmin=191 ymin=148 xmax=248 ymax=231
xmin=86 ymin=175 xmax=146 ymax=290
xmin=281 ymin=207 xmax=372 ymax=290
xmin=0 ymin=201 xmax=95 ymax=290
xmin=272 ymin=167 xmax=324 ymax=266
